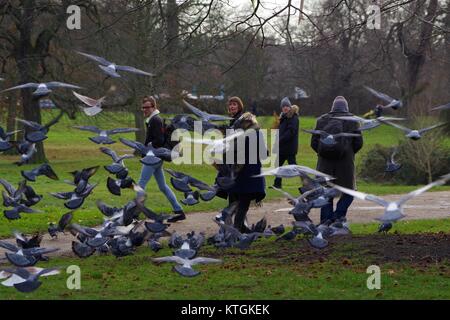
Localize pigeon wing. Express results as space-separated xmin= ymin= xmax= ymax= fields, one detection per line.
xmin=115 ymin=65 xmax=154 ymax=76
xmin=73 ymin=125 xmax=102 ymax=134
xmin=76 ymin=51 xmax=112 ymax=66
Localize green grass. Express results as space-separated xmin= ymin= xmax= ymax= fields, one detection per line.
xmin=0 ymin=110 xmax=449 ymax=238
xmin=1 ymin=218 xmax=449 ymax=300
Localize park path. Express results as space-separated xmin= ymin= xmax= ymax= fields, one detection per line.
xmin=1 ymin=191 xmax=449 ymax=260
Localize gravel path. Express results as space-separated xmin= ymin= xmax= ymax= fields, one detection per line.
xmin=1 ymin=191 xmax=449 ymax=260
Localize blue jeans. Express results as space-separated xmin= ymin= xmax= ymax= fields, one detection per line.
xmin=138 ymin=163 xmax=183 ymax=212
xmin=320 ymin=194 xmax=354 ymax=223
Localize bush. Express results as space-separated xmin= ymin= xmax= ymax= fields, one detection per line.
xmin=359 ymin=131 xmax=450 ymax=185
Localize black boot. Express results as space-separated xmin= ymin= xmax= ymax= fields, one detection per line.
xmin=167 ymin=210 xmax=186 ymax=223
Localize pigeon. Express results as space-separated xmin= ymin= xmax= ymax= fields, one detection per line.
xmin=0 ymin=126 xmax=21 ymax=152
xmin=148 ymin=237 xmax=163 ymax=252
xmin=294 ymin=87 xmax=309 ymax=99
xmin=334 ymin=115 xmax=405 ymax=131
xmin=50 ymin=182 xmax=97 ymax=210
xmin=183 ymin=129 xmax=247 ymax=155
xmin=385 ymin=148 xmax=402 ymax=173
xmin=182 ymin=99 xmax=232 ymax=122
xmin=100 ymin=147 xmax=134 ymax=174
xmin=364 ymin=86 xmax=403 ymax=110
xmin=431 ymin=102 xmax=450 ymax=112
xmin=76 ymin=51 xmax=154 ymax=78
xmin=169 ymin=232 xmax=184 ymax=249
xmin=270 ymin=224 xmax=285 ymax=235
xmin=13 ymin=231 xmax=42 ymax=249
xmin=276 ymin=229 xmax=300 ymax=241
xmin=0 ymin=267 xmax=60 ymax=292
xmin=21 ymin=163 xmax=59 ymax=182
xmin=0 ymin=267 xmax=59 ymax=287
xmin=294 ymin=221 xmax=329 ymax=249
xmin=106 ymin=175 xmax=134 ymax=196
xmin=73 ymin=91 xmax=106 ymax=116
xmin=16 ymin=113 xmax=62 ymax=143
xmin=302 ymin=129 xmax=361 ymax=146
xmin=378 ymin=222 xmax=392 ymax=234
xmin=96 ymin=200 xmax=139 ymax=226
xmin=174 ymin=241 xmax=197 ymax=259
xmin=1 ymin=82 xmax=81 ymax=96
xmin=0 ymin=241 xmax=59 ymax=267
xmin=270 ymin=186 xmax=321 ymax=215
xmin=69 ymin=223 xmax=124 ymax=248
xmin=73 ymin=126 xmax=139 ymax=144
xmin=0 ymin=179 xmax=42 ymax=208
xmin=329 ymin=174 xmax=450 ymax=224
xmin=48 ymin=212 xmax=73 ymax=238
xmin=119 ymin=138 xmax=179 ymax=165
xmin=1 ymin=181 xmax=42 ymax=220
xmin=71 ymin=241 xmax=96 ymax=258
xmin=379 ymin=120 xmax=448 ymax=140
xmin=69 ymin=165 xmax=99 ymax=193
xmin=254 ymin=164 xmax=333 ymax=179
xmin=152 ymin=255 xmax=222 ymax=277
xmin=187 ymin=231 xmax=205 ymax=251
xmin=12 ymin=140 xmax=36 ymax=166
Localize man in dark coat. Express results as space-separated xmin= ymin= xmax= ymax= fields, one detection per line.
xmin=273 ymin=97 xmax=300 ymax=188
xmin=215 ymin=97 xmax=267 ymax=233
xmin=310 ymin=96 xmax=363 ymax=223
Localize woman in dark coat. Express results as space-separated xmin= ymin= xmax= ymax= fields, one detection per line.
xmin=215 ymin=96 xmax=267 ymax=233
xmin=310 ymin=96 xmax=363 ymax=223
xmin=273 ymin=97 xmax=300 ymax=188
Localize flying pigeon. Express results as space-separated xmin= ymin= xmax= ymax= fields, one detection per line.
xmin=48 ymin=212 xmax=73 ymax=238
xmin=73 ymin=126 xmax=139 ymax=144
xmin=329 ymin=174 xmax=450 ymax=225
xmin=12 ymin=140 xmax=36 ymax=166
xmin=385 ymin=147 xmax=402 ymax=173
xmin=152 ymin=255 xmax=222 ymax=277
xmin=16 ymin=114 xmax=62 ymax=143
xmin=76 ymin=51 xmax=154 ymax=78
xmin=119 ymin=138 xmax=179 ymax=165
xmin=254 ymin=164 xmax=333 ymax=179
xmin=334 ymin=115 xmax=405 ymax=131
xmin=0 ymin=126 xmax=21 ymax=152
xmin=364 ymin=86 xmax=403 ymax=110
xmin=100 ymin=146 xmax=134 ymax=174
xmin=73 ymin=91 xmax=107 ymax=116
xmin=431 ymin=102 xmax=450 ymax=112
xmin=50 ymin=183 xmax=97 ymax=210
xmin=379 ymin=120 xmax=448 ymax=140
xmin=21 ymin=163 xmax=59 ymax=182
xmin=303 ymin=129 xmax=361 ymax=146
xmin=0 ymin=241 xmax=59 ymax=267
xmin=0 ymin=267 xmax=60 ymax=292
xmin=182 ymin=99 xmax=232 ymax=122
xmin=1 ymin=82 xmax=81 ymax=96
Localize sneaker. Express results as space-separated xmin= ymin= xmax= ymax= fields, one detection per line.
xmin=167 ymin=211 xmax=186 ymax=223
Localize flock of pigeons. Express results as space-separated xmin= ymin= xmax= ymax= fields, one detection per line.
xmin=0 ymin=55 xmax=450 ymax=293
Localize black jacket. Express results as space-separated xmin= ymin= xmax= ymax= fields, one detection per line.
xmin=144 ymin=113 xmax=165 ymax=148
xmin=311 ymin=111 xmax=363 ymax=189
xmin=277 ymin=107 xmax=299 ymax=156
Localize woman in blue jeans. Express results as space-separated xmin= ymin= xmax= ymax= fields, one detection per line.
xmin=139 ymin=96 xmax=184 ymax=222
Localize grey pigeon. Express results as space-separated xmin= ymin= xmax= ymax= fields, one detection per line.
xmin=152 ymin=255 xmax=222 ymax=277
xmin=76 ymin=51 xmax=154 ymax=78
xmin=303 ymin=129 xmax=361 ymax=146
xmin=73 ymin=126 xmax=139 ymax=144
xmin=48 ymin=212 xmax=73 ymax=238
xmin=0 ymin=126 xmax=21 ymax=152
xmin=1 ymin=267 xmax=60 ymax=292
xmin=120 ymin=138 xmax=179 ymax=165
xmin=385 ymin=148 xmax=402 ymax=173
xmin=379 ymin=120 xmax=447 ymax=140
xmin=329 ymin=174 xmax=450 ymax=224
xmin=431 ymin=102 xmax=450 ymax=112
xmin=364 ymin=86 xmax=403 ymax=110
xmin=1 ymin=82 xmax=81 ymax=96
xmin=334 ymin=115 xmax=405 ymax=131
xmin=21 ymin=163 xmax=59 ymax=182
xmin=73 ymin=91 xmax=106 ymax=116
xmin=182 ymin=99 xmax=232 ymax=122
xmin=254 ymin=164 xmax=333 ymax=179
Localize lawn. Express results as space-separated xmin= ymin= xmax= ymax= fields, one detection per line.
xmin=0 ymin=110 xmax=449 ymax=238
xmin=0 ymin=218 xmax=449 ymax=300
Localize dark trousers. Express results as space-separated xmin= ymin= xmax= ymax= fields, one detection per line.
xmin=320 ymin=194 xmax=354 ymax=223
xmin=273 ymin=154 xmax=297 ymax=188
xmin=228 ymin=193 xmax=252 ymax=233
